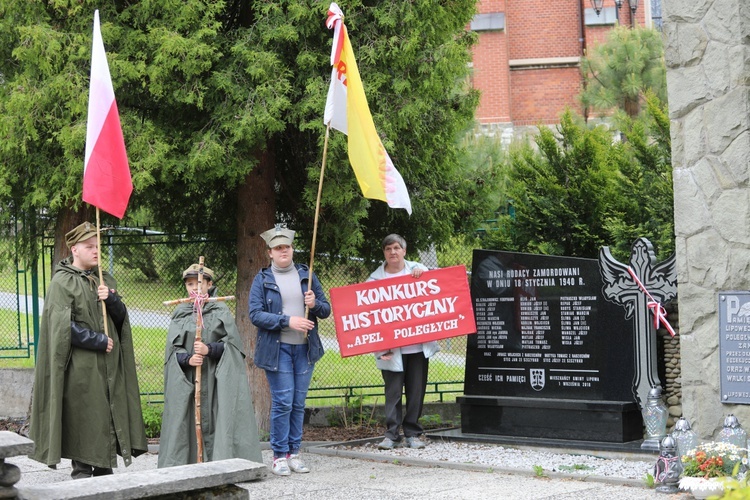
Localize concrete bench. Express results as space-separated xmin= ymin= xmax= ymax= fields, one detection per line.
xmin=0 ymin=431 xmax=35 ymax=499
xmin=17 ymin=458 xmax=267 ymax=500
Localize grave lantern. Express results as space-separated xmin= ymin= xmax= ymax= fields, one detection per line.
xmin=670 ymin=417 xmax=698 ymax=462
xmin=718 ymin=414 xmax=747 ymax=450
xmin=654 ymin=435 xmax=683 ymax=494
xmin=642 ymin=385 xmax=669 ymax=450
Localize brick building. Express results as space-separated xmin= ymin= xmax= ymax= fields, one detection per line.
xmin=470 ymin=0 xmax=660 ymax=138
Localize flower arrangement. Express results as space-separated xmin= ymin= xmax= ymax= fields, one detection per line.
xmin=678 ymin=443 xmax=748 ymax=498
xmin=682 ymin=442 xmax=748 ymax=479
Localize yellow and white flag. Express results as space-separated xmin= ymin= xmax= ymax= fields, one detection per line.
xmin=323 ymin=3 xmax=412 ymax=214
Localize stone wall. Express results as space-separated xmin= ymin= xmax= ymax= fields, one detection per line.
xmin=663 ymin=0 xmax=750 ymax=438
xmin=0 ymin=369 xmax=33 ymax=419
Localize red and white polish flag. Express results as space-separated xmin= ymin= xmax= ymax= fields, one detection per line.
xmin=82 ymin=10 xmax=132 ymax=219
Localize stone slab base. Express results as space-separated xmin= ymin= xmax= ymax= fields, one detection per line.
xmin=458 ymin=395 xmax=643 ymax=443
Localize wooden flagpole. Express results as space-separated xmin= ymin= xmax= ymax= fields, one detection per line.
xmin=193 ymin=256 xmax=206 ymax=463
xmin=94 ymin=207 xmax=109 ymax=338
xmin=305 ymin=123 xmax=332 ymax=320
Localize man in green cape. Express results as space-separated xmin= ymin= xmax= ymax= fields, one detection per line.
xmin=29 ymin=222 xmax=148 ymax=478
xmin=158 ymin=263 xmax=262 ymax=467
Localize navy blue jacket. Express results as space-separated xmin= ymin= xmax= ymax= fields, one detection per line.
xmin=249 ymin=264 xmax=330 ymax=371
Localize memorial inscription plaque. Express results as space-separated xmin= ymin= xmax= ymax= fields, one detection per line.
xmin=459 ymin=249 xmax=642 ymax=443
xmin=719 ymin=292 xmax=750 ymax=405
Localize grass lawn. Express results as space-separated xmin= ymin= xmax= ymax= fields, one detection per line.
xmin=0 ymin=308 xmax=33 ymax=367
xmin=133 ymin=325 xmax=168 ymax=399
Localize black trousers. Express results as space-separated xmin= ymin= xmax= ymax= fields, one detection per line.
xmin=381 ymin=353 xmax=429 ymax=441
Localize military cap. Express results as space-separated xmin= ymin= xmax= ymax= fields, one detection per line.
xmin=182 ymin=263 xmax=214 ymax=282
xmin=65 ymin=222 xmax=98 ymax=248
xmin=260 ymin=225 xmax=295 ymax=248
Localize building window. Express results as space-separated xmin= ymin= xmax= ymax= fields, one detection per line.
xmin=651 ymin=0 xmax=663 ymax=31
xmin=470 ymin=13 xmax=505 ymax=32
xmin=584 ymin=7 xmax=617 ymax=26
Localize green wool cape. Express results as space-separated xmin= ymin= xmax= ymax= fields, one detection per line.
xmin=29 ymin=258 xmax=148 ymax=468
xmin=158 ymin=288 xmax=262 ymax=467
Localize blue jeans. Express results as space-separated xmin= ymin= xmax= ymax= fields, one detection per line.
xmin=264 ymin=343 xmax=315 ymax=458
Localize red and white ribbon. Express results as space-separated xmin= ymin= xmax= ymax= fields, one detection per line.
xmin=654 ymin=454 xmax=679 ymax=482
xmin=189 ymin=290 xmax=209 ymax=328
xmin=327 ymin=3 xmax=344 ymax=66
xmin=627 ymin=267 xmax=676 ymax=337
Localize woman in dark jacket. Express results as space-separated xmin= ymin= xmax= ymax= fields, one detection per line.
xmin=249 ymin=225 xmax=330 ymax=476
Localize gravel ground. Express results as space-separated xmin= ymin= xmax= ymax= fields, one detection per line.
xmin=334 ymin=440 xmax=656 ymax=481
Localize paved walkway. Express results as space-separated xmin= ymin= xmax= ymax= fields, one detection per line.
xmin=8 ymin=444 xmax=690 ymax=499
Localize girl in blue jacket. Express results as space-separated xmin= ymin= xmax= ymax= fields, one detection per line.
xmin=249 ymin=225 xmax=331 ymax=476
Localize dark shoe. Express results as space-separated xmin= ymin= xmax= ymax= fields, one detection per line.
xmin=405 ymin=436 xmax=426 ymax=449
xmin=93 ymin=467 xmax=113 ymax=476
xmin=71 ymin=460 xmax=93 ymax=480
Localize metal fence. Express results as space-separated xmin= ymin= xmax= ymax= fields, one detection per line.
xmin=0 ymin=238 xmax=34 ymax=360
xmin=1 ymin=230 xmax=469 ymax=407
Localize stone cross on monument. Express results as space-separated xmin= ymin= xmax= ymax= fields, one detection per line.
xmin=599 ymin=238 xmax=677 ymax=411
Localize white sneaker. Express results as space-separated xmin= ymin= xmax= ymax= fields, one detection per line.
xmin=287 ymin=454 xmax=310 ymax=473
xmin=405 ymin=436 xmax=426 ymax=449
xmin=272 ymin=457 xmax=291 ymax=476
xmin=378 ymin=437 xmax=398 ymax=450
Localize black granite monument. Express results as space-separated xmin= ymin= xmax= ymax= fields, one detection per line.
xmin=459 ymin=249 xmax=642 ymax=444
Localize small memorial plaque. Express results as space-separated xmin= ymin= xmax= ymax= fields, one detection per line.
xmin=719 ymin=292 xmax=750 ymax=404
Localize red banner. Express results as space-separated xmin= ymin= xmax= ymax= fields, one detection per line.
xmin=330 ymin=265 xmax=477 ymax=357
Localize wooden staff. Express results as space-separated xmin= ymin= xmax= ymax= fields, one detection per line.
xmin=194 ymin=256 xmax=206 ymax=463
xmin=94 ymin=208 xmax=109 ymax=337
xmin=162 ymin=295 xmax=235 ymax=306
xmin=304 ymin=123 xmax=331 ymax=322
